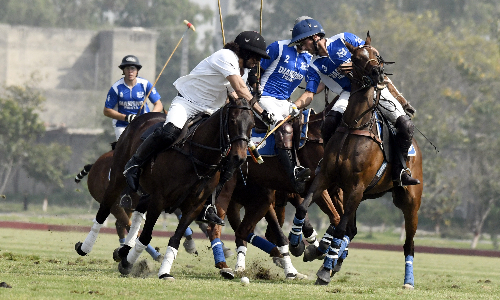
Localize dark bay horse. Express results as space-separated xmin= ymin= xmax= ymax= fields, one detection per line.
xmin=294 ymin=33 xmax=423 ymax=288
xmin=205 ymin=108 xmax=342 ymax=279
xmin=74 ymin=148 xmax=197 ymax=261
xmin=75 ymin=96 xmax=255 ymax=280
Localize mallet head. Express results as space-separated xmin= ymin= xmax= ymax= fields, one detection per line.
xmin=183 ymin=20 xmax=196 ymax=32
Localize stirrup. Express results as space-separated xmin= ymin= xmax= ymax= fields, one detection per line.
xmin=294 ymin=166 xmax=311 ymax=182
xmin=395 ymin=168 xmax=420 ymax=186
xmin=197 ymin=204 xmax=225 ymax=226
xmin=119 ymin=193 xmax=133 ymax=209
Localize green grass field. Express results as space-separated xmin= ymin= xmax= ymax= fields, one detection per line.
xmin=0 ymin=228 xmax=499 ymax=300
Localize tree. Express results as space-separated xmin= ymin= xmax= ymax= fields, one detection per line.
xmin=0 ymin=78 xmax=72 ymax=195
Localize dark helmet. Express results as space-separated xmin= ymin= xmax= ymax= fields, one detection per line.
xmin=119 ymin=55 xmax=142 ymax=71
xmin=289 ymin=19 xmax=325 ymax=46
xmin=234 ymin=31 xmax=271 ymax=59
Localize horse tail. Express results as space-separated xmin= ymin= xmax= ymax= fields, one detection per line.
xmin=75 ymin=164 xmax=93 ymax=183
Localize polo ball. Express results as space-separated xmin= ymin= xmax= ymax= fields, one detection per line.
xmin=240 ymin=276 xmax=250 ymax=285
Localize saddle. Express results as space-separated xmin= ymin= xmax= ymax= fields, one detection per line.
xmin=250 ymin=109 xmax=314 ymax=156
xmin=140 ymin=112 xmax=210 ymax=145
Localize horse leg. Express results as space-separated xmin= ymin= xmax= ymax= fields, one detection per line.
xmin=303 ymin=188 xmax=343 ymax=261
xmin=75 ymin=186 xmax=119 ymax=255
xmin=158 ymin=203 xmax=202 ymax=280
xmin=173 ymin=208 xmax=198 ymax=255
xmin=289 ymin=172 xmax=329 ymax=250
xmin=206 ymin=176 xmax=236 ymax=279
xmin=393 ymin=186 xmax=420 ymax=290
xmin=226 ymin=199 xmax=246 ymax=273
xmin=236 ymin=195 xmax=307 ymax=280
xmin=316 ymin=187 xmax=362 ymax=285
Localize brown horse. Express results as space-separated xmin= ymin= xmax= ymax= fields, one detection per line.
xmin=205 ymin=108 xmax=342 ymax=279
xmin=74 ymin=95 xmax=255 ymax=280
xmin=74 ymin=148 xmax=198 ymax=261
xmin=294 ymin=33 xmax=423 ymax=288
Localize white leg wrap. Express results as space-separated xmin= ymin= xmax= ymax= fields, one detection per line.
xmin=234 ymin=246 xmax=247 ymax=272
xmin=278 ymin=245 xmax=289 ymax=254
xmin=126 ymin=238 xmax=147 ymax=265
xmin=158 ymin=246 xmax=178 ymax=277
xmin=124 ymin=211 xmax=145 ymax=248
xmin=281 ymin=255 xmax=297 ymax=276
xmin=305 ymin=230 xmax=320 ymax=247
xmin=80 ymin=219 xmax=102 ymax=253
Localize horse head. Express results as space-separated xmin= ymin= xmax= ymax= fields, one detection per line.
xmin=345 ymin=32 xmax=386 ymax=91
xmin=223 ymin=94 xmax=255 ymax=168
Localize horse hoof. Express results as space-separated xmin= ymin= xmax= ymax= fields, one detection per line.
xmin=118 ymin=260 xmax=132 ymax=275
xmin=75 ymin=242 xmax=87 ymax=256
xmin=219 ymin=268 xmax=235 ymax=280
xmin=112 ymin=247 xmax=121 ymax=262
xmin=272 ymin=257 xmax=284 ymax=269
xmin=223 ymin=246 xmax=234 ymax=258
xmin=403 ymin=283 xmax=414 ymax=290
xmin=289 ymin=240 xmax=305 ymax=257
xmin=316 ymin=267 xmax=332 ymax=283
xmin=331 ymin=259 xmax=343 ymax=276
xmin=303 ymin=244 xmax=324 ymax=262
xmin=286 ymin=273 xmax=308 ymax=280
xmin=183 ymin=239 xmax=197 ymax=255
xmin=154 ymin=254 xmax=163 ymax=262
xmin=159 ymin=273 xmax=175 ymax=281
xmin=315 ymin=277 xmax=330 ymax=285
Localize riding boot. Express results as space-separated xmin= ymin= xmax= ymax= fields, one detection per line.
xmin=392 ymin=115 xmax=420 ymax=186
xmin=321 ymin=110 xmax=343 ymax=147
xmin=196 ymin=197 xmax=225 ymax=226
xmin=123 ymin=122 xmax=182 ymax=192
xmin=276 ymin=148 xmax=311 ymax=194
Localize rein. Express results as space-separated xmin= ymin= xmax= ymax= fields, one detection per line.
xmin=178 ymin=100 xmax=252 ymax=180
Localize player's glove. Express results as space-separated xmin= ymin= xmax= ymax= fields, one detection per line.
xmin=261 ymin=110 xmax=276 ymax=126
xmin=125 ymin=114 xmax=136 ymax=123
xmin=289 ymin=103 xmax=300 ymax=118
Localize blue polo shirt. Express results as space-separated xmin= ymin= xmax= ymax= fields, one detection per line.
xmin=105 ymin=77 xmax=161 ymax=127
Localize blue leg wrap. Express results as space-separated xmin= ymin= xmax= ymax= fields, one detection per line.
xmin=404 ymin=255 xmax=414 ymax=286
xmin=246 ymin=233 xmax=276 ymax=254
xmin=288 ymin=216 xmax=305 ymax=247
xmin=145 ymin=244 xmax=160 ymax=260
xmin=338 ymin=236 xmax=350 ymax=258
xmin=323 ymin=237 xmax=342 ymax=270
xmin=184 ymin=226 xmax=193 ymax=237
xmin=119 ymin=238 xmax=125 ymax=246
xmin=211 ymin=238 xmax=226 ymax=265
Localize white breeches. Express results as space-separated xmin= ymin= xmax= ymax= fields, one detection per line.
xmin=114 ymin=126 xmax=126 ymax=140
xmin=164 ymin=95 xmax=215 ymax=129
xmin=330 ymin=87 xmax=405 ymax=123
xmin=258 ymin=96 xmax=291 ymax=128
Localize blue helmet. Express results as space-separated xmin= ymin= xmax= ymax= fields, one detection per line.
xmin=289 ymin=19 xmax=325 ymax=46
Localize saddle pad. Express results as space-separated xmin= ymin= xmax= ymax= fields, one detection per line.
xmin=248 ymin=109 xmax=311 ymax=157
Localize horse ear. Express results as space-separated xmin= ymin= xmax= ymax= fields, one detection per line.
xmin=344 ymin=39 xmax=356 ymax=54
xmin=227 ymin=92 xmax=237 ymax=104
xmin=365 ymin=31 xmax=371 ymax=46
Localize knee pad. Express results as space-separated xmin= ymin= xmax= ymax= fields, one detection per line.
xmin=322 ymin=111 xmax=342 ymax=142
xmin=275 ymin=123 xmax=293 ymax=149
xmin=395 ymin=115 xmax=414 ymax=150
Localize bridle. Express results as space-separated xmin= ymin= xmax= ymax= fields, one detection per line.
xmin=347 ymin=44 xmax=389 ymax=125
xmin=184 ymin=98 xmax=253 ymax=179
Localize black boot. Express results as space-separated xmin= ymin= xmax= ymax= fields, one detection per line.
xmin=392 ymin=115 xmax=420 ymax=186
xmin=196 ymin=203 xmax=225 ymax=226
xmin=321 ymin=110 xmax=342 ymax=146
xmin=276 ymin=148 xmax=311 ymax=194
xmin=123 ymin=122 xmax=181 ymax=192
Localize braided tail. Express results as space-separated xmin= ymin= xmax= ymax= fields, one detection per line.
xmin=75 ymin=164 xmax=93 ymax=183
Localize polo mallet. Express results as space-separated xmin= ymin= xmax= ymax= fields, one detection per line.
xmin=217 ymin=0 xmax=225 ymax=45
xmin=138 ymin=20 xmax=196 ymax=115
xmin=256 ymin=114 xmax=291 ymax=149
xmin=257 ymin=0 xmax=263 ymax=79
